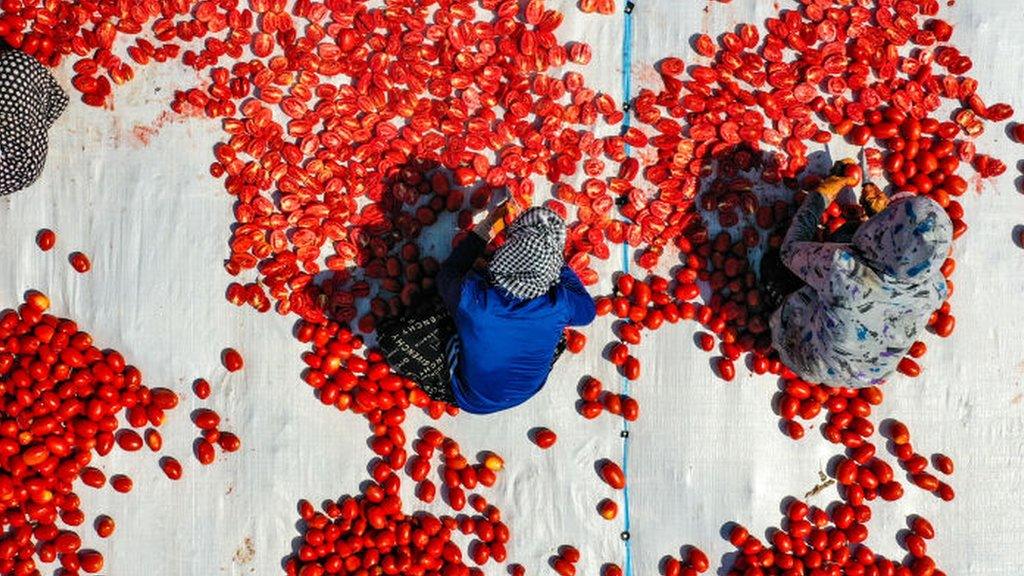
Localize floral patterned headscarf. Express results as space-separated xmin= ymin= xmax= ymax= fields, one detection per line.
xmin=852 ymin=195 xmax=953 ymax=284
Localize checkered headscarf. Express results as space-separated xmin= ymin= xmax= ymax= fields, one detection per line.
xmin=488 ymin=206 xmax=567 ymax=300
xmin=0 ymin=48 xmax=68 ymax=196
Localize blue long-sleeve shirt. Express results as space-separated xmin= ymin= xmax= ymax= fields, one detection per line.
xmin=436 ymin=233 xmax=596 ymax=414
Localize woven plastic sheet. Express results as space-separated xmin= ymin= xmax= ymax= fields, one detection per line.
xmin=0 ymin=0 xmax=1023 ymax=574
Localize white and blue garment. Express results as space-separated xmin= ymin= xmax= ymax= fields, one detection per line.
xmin=770 ymin=192 xmax=953 ymax=388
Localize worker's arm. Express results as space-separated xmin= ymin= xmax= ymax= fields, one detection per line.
xmin=780 ymin=181 xmax=850 ymax=292
xmin=437 ymin=233 xmax=486 ymax=313
xmin=559 ymin=266 xmax=597 ymax=326
xmin=436 ymin=206 xmax=506 ymax=312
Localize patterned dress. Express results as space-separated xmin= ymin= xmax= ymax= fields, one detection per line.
xmin=0 ymin=47 xmax=68 ymax=196
xmin=770 ymin=192 xmax=953 ymax=388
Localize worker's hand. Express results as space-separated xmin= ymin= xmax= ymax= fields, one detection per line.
xmin=829 ymin=158 xmax=860 ymax=182
xmin=472 ymin=191 xmax=510 ymax=239
xmin=816 ymin=176 xmax=848 ymax=203
xmin=472 ymin=207 xmax=504 ymax=239
xmin=817 ymin=159 xmax=859 ymax=203
xmin=860 ymin=183 xmax=889 ymax=216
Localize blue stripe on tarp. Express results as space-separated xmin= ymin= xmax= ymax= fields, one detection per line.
xmin=619 ymin=3 xmax=636 ymax=576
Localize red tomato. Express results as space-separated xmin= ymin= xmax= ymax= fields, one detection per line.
xmin=566 ymin=329 xmax=587 ymax=353
xmin=561 ymin=546 xmax=580 ymax=563
xmin=69 ymin=251 xmax=91 ymax=273
xmin=687 ymin=548 xmax=709 ymax=573
xmin=553 ymin=558 xmax=576 ymax=576
xmin=161 ymin=457 xmax=183 ymax=480
xmin=621 ymin=396 xmax=639 ymax=421
xmin=195 ymin=439 xmax=216 ymax=465
xmin=533 ymin=428 xmax=557 ymax=449
xmin=193 ymin=408 xmax=221 ymax=430
xmin=223 ymin=348 xmax=244 ymax=371
xmin=24 ymin=290 xmax=49 ymax=312
xmin=716 ymin=357 xmax=735 ymax=381
xmin=912 ymin=516 xmax=936 ymax=539
xmin=599 ymin=460 xmax=625 ymax=489
xmin=616 ymin=274 xmax=635 ymax=296
xmin=905 ymin=533 xmax=927 ymax=558
xmin=889 ymin=421 xmax=911 ymax=445
xmin=603 ymin=564 xmax=623 ymax=576
xmin=618 ymin=322 xmax=642 ymax=345
xmin=897 ymin=357 xmax=921 ymax=377
xmin=36 ymin=229 xmax=56 ymax=251
xmin=597 ymin=499 xmax=618 ymax=520
xmin=95 ymin=516 xmax=115 ymax=538
xmin=623 ymin=356 xmax=640 ymax=381
xmin=932 ymin=453 xmax=954 ymax=475
xmin=908 ymin=341 xmax=927 ymax=358
xmin=879 ymin=481 xmax=904 ymax=501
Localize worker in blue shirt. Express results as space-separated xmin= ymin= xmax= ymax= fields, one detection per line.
xmin=377 ymin=201 xmax=596 ymax=414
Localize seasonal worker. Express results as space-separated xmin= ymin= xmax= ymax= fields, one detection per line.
xmin=765 ymin=161 xmax=953 ymax=388
xmin=377 ymin=201 xmax=596 ymax=414
xmin=0 ymin=46 xmax=68 ymax=196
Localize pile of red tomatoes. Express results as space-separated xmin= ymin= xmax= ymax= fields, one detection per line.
xmin=0 ymin=293 xmax=183 ymax=575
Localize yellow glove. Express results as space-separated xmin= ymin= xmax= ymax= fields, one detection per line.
xmin=817 ymin=158 xmax=859 ymax=203
xmin=860 ymin=183 xmax=889 ymax=216
xmin=816 ymin=175 xmax=849 ymax=203
xmin=829 ymin=157 xmax=858 ymax=178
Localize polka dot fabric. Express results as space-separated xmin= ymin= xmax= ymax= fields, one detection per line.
xmin=0 ymin=46 xmax=68 ymax=196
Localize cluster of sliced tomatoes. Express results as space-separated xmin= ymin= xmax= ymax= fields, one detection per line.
xmin=594 ymin=0 xmax=999 ymax=573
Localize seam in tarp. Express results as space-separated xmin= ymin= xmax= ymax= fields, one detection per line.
xmin=618 ymin=2 xmax=636 ymax=576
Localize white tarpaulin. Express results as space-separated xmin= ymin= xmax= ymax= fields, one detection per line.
xmin=1 ymin=0 xmax=1023 ymax=574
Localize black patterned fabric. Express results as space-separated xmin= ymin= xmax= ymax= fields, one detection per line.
xmin=487 ymin=206 xmax=567 ymax=300
xmin=377 ymin=292 xmax=570 ymax=406
xmin=0 ymin=47 xmax=68 ymax=196
xmin=376 ymin=296 xmax=458 ymax=404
